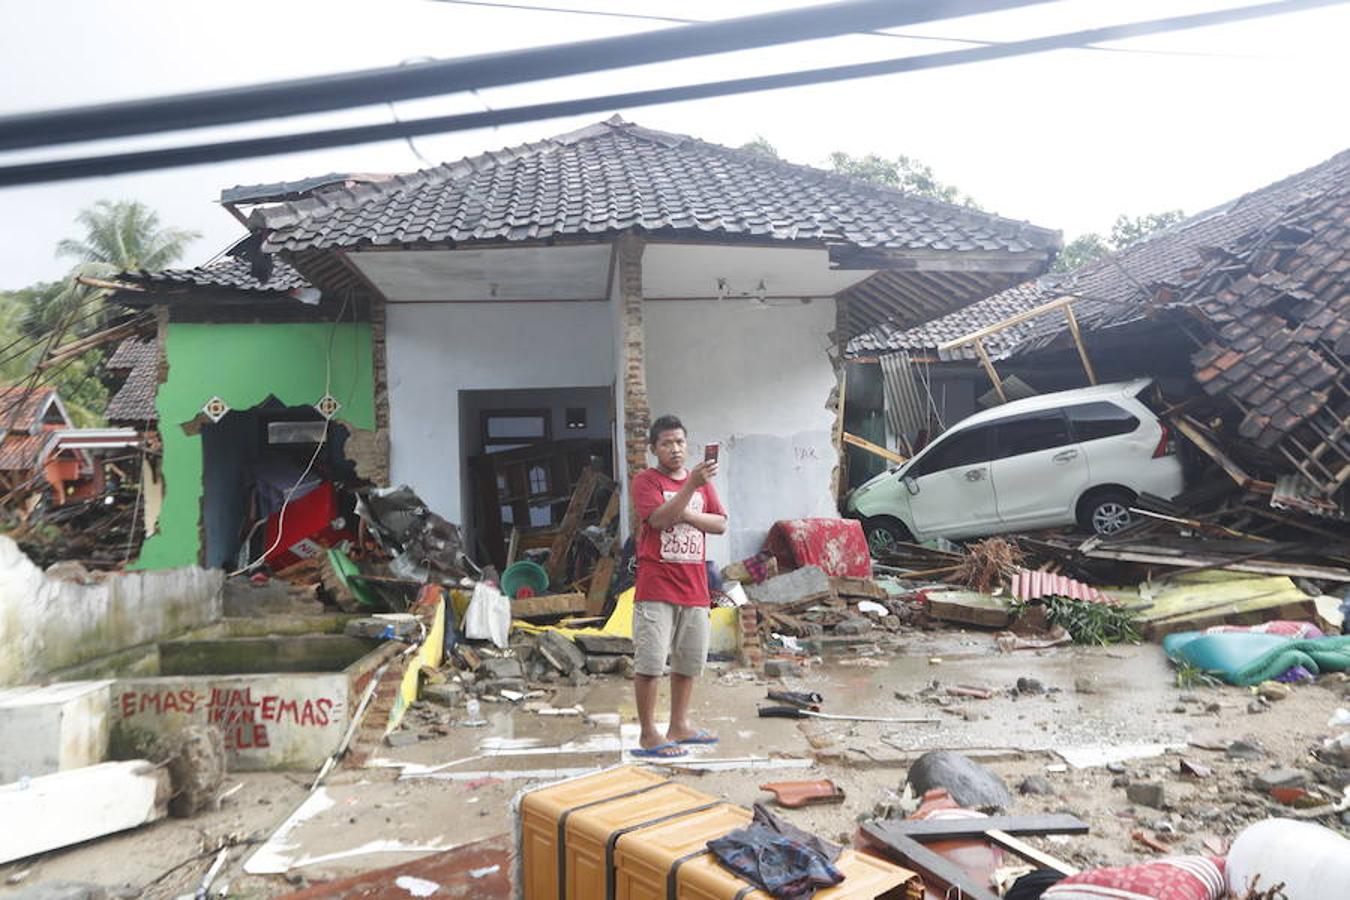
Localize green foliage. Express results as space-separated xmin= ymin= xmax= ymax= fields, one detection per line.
xmin=1173 ymin=660 xmax=1222 ymax=690
xmin=1051 ymin=210 xmax=1186 ymax=273
xmin=739 ymin=135 xmax=780 ymax=159
xmin=0 ymin=199 xmax=200 ymax=426
xmin=827 ymin=151 xmax=980 ymax=208
xmin=1011 ymin=595 xmax=1141 ymax=646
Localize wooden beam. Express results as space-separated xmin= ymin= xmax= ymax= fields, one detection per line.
xmin=545 ymin=467 xmax=599 ymax=586
xmin=986 ymin=829 xmax=1079 ymax=876
xmin=842 ymin=431 xmax=906 ymax=465
xmin=586 ymin=556 xmax=616 ymax=616
xmin=973 ymin=338 xmax=1007 ymax=403
xmin=37 ymin=316 xmax=154 ymax=369
xmin=937 ymin=295 xmax=1077 ymax=352
xmin=1172 ymin=417 xmax=1257 ymax=489
xmin=1063 ymin=303 xmax=1098 ymax=385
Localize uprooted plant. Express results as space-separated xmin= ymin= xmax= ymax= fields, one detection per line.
xmin=953 ymin=537 xmax=1024 ymax=593
xmin=1011 ymin=594 xmax=1141 ymax=646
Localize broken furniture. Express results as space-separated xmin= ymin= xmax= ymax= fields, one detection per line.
xmin=469 ymin=438 xmax=611 ymax=571
xmin=862 ymin=813 xmax=1089 ymax=900
xmin=518 ymin=765 xmax=920 ymax=899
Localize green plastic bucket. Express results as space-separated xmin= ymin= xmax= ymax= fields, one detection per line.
xmin=501 ymin=560 xmax=550 ymax=598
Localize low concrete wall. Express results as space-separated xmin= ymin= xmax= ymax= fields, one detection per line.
xmin=0 ymin=537 xmax=223 ymax=687
xmin=111 ymin=673 xmax=349 ymax=771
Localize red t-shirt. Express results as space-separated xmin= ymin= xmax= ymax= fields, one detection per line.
xmin=632 ymin=467 xmax=727 ymax=607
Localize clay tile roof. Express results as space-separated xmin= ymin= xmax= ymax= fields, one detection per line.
xmin=849 ymin=147 xmax=1350 ymax=359
xmin=122 ymin=256 xmax=310 ymax=294
xmin=255 ymin=116 xmax=1060 ymax=258
xmin=1181 ymin=173 xmax=1350 ymax=451
xmin=0 ymin=432 xmax=51 ymax=472
xmin=104 ymin=337 xmax=160 ymax=425
xmin=0 ymin=385 xmax=57 ymax=431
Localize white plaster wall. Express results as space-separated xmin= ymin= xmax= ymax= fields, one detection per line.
xmin=0 ymin=538 xmax=223 ymax=687
xmin=643 ymin=298 xmax=840 ymax=562
xmin=385 ymin=301 xmax=615 ymax=525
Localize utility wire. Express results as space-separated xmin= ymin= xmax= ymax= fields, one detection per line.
xmin=428 ymin=0 xmax=1287 ymax=60
xmin=0 ymin=0 xmax=1049 ymax=152
xmin=0 ymin=0 xmax=1339 ymax=188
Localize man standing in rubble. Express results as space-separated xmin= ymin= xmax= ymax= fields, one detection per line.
xmin=630 ymin=414 xmax=728 ymax=758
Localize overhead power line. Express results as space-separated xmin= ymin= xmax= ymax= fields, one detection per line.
xmin=428 ymin=0 xmax=1283 ymax=60
xmin=0 ymin=0 xmax=1051 ymax=152
xmin=0 ymin=0 xmax=1339 ymax=188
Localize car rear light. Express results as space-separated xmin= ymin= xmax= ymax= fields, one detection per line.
xmin=1153 ymin=420 xmax=1176 ymax=458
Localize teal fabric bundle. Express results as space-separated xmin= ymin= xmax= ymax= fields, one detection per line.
xmin=1164 ymin=633 xmax=1350 ymax=686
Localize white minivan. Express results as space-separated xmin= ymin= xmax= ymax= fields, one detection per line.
xmin=846 ymin=379 xmax=1185 ymax=551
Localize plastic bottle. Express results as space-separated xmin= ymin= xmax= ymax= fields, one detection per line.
xmin=1226 ymin=818 xmax=1350 ymax=898
xmin=465 ymin=697 xmax=481 ymax=720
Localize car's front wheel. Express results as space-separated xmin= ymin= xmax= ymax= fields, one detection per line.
xmin=862 ymin=515 xmax=912 ymax=556
xmin=1078 ymin=489 xmax=1136 ymax=536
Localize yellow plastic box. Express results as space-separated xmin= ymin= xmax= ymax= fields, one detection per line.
xmin=564 ymin=781 xmax=720 ymax=900
xmin=520 ymin=766 xmax=669 ymax=900
xmin=676 ymin=848 xmax=923 ymax=900
xmin=612 ymin=802 xmax=754 ymax=900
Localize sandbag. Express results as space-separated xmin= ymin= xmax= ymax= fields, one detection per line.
xmin=463 ymin=581 xmax=511 ymax=649
xmin=1043 ymin=856 xmax=1224 ymax=900
xmin=1226 ymin=818 xmax=1350 ymax=898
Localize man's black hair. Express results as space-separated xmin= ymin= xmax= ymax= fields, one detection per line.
xmin=648 ymin=414 xmax=685 ymax=447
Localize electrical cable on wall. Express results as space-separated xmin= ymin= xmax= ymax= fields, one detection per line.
xmin=227 ymin=289 xmax=353 ymax=576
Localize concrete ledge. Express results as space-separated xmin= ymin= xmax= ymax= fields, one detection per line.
xmin=0 ymin=537 xmax=223 ymax=687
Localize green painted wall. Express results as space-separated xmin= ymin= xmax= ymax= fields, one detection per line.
xmin=134 ymin=322 xmax=375 ymax=570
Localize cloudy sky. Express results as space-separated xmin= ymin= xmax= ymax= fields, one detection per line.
xmin=1 ymin=0 xmax=1347 ymax=290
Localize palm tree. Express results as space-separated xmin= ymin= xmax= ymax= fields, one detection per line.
xmin=57 ymin=199 xmax=199 ymax=273
xmin=25 ymin=200 xmax=201 ymax=337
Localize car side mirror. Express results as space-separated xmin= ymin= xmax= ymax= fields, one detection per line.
xmin=903 ymin=475 xmax=919 ymax=496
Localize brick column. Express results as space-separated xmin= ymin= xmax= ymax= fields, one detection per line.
xmin=617 ymin=233 xmax=651 ymax=492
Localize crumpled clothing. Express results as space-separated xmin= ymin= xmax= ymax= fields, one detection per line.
xmin=706 ymin=804 xmax=842 ymax=899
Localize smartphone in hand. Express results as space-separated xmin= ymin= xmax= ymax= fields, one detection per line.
xmin=704 ymin=442 xmax=720 ymax=463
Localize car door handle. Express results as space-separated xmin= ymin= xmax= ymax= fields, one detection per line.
xmin=1052 ymin=450 xmax=1079 ymax=463
xmin=964 ymin=468 xmax=986 ymax=482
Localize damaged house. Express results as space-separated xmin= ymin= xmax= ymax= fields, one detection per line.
xmin=844 ymin=147 xmax=1350 ymax=515
xmin=112 ymin=116 xmax=1061 ymax=571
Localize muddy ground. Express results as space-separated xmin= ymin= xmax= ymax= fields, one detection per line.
xmin=4 ymin=628 xmax=1348 ymax=898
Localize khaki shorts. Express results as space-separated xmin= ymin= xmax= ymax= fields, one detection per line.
xmin=633 ymin=601 xmax=710 ymax=678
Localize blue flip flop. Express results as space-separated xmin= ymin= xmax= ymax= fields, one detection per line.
xmin=675 ymin=730 xmax=719 ymax=745
xmin=630 ymin=741 xmax=688 ymax=759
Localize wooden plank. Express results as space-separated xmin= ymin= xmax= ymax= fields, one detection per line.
xmin=843 ymin=431 xmax=907 ymax=465
xmin=973 ymin=339 xmax=1007 ymax=403
xmin=986 ymin=828 xmax=1079 ymax=875
xmin=1081 ymin=546 xmax=1350 ymax=582
xmin=1 ymin=760 xmax=170 ymax=864
xmin=586 ymin=556 xmax=616 ymax=616
xmin=926 ymin=590 xmax=1012 ymax=628
xmin=545 ymin=467 xmax=599 ymax=586
xmin=505 ymin=527 xmax=520 ymax=568
xmin=862 ymin=827 xmax=1001 ymax=900
xmin=937 ymin=295 xmax=1077 ymax=352
xmin=1063 ymin=304 xmax=1098 ymax=386
xmin=1172 ymin=417 xmax=1257 ymax=489
xmin=831 ymin=576 xmax=887 ymax=601
xmin=873 ymin=813 xmax=1090 ymax=839
xmin=510 ymin=592 xmax=587 ymax=620
xmin=598 ymin=490 xmax=620 ymax=529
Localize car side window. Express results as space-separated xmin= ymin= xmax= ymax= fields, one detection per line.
xmin=991 ymin=410 xmax=1073 ymax=459
xmin=1066 ymin=401 xmax=1140 ymax=442
xmin=909 ymin=425 xmax=994 ymax=478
